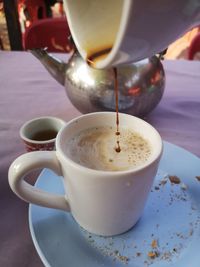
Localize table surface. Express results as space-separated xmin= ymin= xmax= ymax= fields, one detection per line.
xmin=0 ymin=51 xmax=200 ymax=267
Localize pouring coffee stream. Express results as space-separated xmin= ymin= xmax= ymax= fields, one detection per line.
xmin=86 ymin=48 xmax=121 ymax=153
xmin=113 ymin=67 xmax=121 ymax=153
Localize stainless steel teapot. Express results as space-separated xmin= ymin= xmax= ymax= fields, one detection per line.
xmin=31 ymin=48 xmax=165 ymax=117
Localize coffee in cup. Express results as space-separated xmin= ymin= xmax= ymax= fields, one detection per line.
xmin=65 ymin=126 xmax=151 ymax=171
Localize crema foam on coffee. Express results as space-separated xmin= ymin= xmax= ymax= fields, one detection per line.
xmin=65 ymin=126 xmax=152 ymax=171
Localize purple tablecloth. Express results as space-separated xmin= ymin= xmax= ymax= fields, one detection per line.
xmin=0 ymin=51 xmax=200 ymax=267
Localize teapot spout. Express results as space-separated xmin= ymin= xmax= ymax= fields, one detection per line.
xmin=30 ymin=48 xmax=67 ymax=86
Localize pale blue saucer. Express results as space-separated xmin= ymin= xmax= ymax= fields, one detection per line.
xmin=29 ymin=142 xmax=200 ymax=267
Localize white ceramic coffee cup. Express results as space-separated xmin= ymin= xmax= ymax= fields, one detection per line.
xmin=9 ymin=112 xmax=162 ymax=236
xmin=63 ymin=0 xmax=200 ymax=68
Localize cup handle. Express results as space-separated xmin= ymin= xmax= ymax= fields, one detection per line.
xmin=8 ymin=151 xmax=70 ymax=211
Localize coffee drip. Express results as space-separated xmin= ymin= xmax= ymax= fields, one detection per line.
xmin=87 ymin=48 xmax=121 ymax=153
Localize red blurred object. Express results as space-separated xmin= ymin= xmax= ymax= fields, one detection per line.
xmin=23 ymin=17 xmax=73 ymax=52
xmin=17 ymin=0 xmax=47 ymax=21
xmin=57 ymin=2 xmax=64 ymax=16
xmin=128 ymin=87 xmax=141 ymax=96
xmin=151 ymin=71 xmax=161 ymax=84
xmin=0 ymin=1 xmax=3 ymax=12
xmin=188 ymin=32 xmax=200 ymax=60
xmin=17 ymin=0 xmax=47 ymax=33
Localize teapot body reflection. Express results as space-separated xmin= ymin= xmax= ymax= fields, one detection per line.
xmin=31 ymin=49 xmax=165 ymax=117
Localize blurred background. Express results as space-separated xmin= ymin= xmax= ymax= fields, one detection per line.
xmin=0 ymin=0 xmax=66 ymax=51
xmin=0 ymin=0 xmax=200 ymax=60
